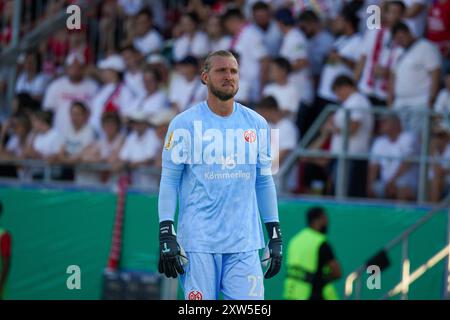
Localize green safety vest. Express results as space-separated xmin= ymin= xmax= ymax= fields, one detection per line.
xmin=283 ymin=227 xmax=339 ymax=300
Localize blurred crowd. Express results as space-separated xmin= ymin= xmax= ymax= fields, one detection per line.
xmin=0 ymin=0 xmax=449 ymax=202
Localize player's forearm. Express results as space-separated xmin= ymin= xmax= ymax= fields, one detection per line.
xmin=158 ymin=166 xmax=183 ymax=222
xmin=255 ymin=169 xmax=279 ymax=223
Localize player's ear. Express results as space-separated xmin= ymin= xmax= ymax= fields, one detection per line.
xmin=200 ymin=71 xmax=207 ymax=85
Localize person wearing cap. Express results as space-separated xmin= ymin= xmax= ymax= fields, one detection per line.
xmin=168 ymin=55 xmax=207 ymax=113
xmin=429 ymin=120 xmax=450 ymax=202
xmin=90 ymin=54 xmax=133 ymax=135
xmin=275 ymin=7 xmax=314 ymax=110
xmin=115 ymin=110 xmax=160 ymax=188
xmin=125 ymin=65 xmax=169 ymax=120
xmin=42 ymin=52 xmax=99 ymax=135
xmin=367 ymin=113 xmax=419 ymax=201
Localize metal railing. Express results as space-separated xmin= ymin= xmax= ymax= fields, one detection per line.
xmin=344 ymin=194 xmax=450 ymax=300
xmin=275 ymin=104 xmax=449 ymax=204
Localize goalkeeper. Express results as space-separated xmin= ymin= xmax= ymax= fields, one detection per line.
xmin=157 ymin=50 xmax=282 ymax=300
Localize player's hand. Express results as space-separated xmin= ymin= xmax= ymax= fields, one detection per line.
xmin=263 ymin=222 xmax=283 ymax=279
xmin=158 ymin=220 xmax=186 ymax=278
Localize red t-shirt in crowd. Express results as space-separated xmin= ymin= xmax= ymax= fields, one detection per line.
xmin=427 ymin=0 xmax=450 ymax=54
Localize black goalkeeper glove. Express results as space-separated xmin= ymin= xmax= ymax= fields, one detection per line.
xmin=158 ymin=220 xmax=186 ymax=278
xmin=262 ymin=222 xmax=283 ymax=279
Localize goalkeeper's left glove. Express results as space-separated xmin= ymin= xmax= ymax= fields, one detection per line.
xmin=158 ymin=220 xmax=187 ymax=278
xmin=262 ymin=222 xmax=283 ymax=279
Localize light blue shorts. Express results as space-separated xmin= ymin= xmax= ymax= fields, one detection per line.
xmin=179 ymin=250 xmax=264 ymax=300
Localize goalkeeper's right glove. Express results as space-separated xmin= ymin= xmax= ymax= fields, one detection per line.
xmin=158 ymin=220 xmax=186 ymax=278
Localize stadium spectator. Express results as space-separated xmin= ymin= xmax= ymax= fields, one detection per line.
xmin=42 ymin=52 xmax=99 ymax=135
xmin=55 ymin=101 xmax=96 ymax=184
xmin=429 ymin=120 xmax=450 ymax=202
xmin=90 ymin=54 xmax=132 ymax=134
xmin=326 ymin=75 xmax=374 ymax=197
xmin=149 ymin=109 xmax=177 ymax=169
xmin=81 ymin=111 xmax=125 ymax=185
xmin=255 ymin=96 xmax=299 ymax=171
xmin=115 ymin=110 xmax=160 ymax=188
xmin=11 ymin=93 xmax=41 ymax=118
xmin=131 ymin=8 xmax=164 ymax=57
xmin=126 ymin=65 xmax=169 ymax=119
xmin=434 ymin=69 xmax=450 ymax=114
xmin=121 ymin=45 xmax=146 ymax=99
xmin=275 ymin=8 xmax=313 ymax=108
xmin=206 ymin=15 xmax=232 ymax=52
xmin=15 ymin=51 xmax=50 ymax=101
xmin=389 ymin=22 xmax=441 ymax=134
xmin=355 ymin=0 xmax=406 ymax=106
xmin=89 ymin=54 xmax=132 ymax=133
xmin=222 ymin=8 xmax=270 ymax=103
xmin=367 ymin=114 xmax=419 ymax=201
xmin=402 ymin=0 xmax=429 ymax=37
xmin=172 ymin=12 xmax=210 ymax=62
xmin=317 ymin=10 xmax=362 ymax=107
xmin=298 ymin=10 xmax=335 ymax=85
xmin=263 ymin=57 xmax=301 ymax=117
xmin=146 ymin=53 xmax=171 ymax=88
xmin=251 ymin=1 xmax=283 ymax=58
xmin=168 ymin=55 xmax=207 ymax=113
xmin=426 ymin=0 xmax=450 ymax=59
xmin=0 ymin=113 xmax=32 ymax=161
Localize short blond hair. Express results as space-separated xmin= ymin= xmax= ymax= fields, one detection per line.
xmin=202 ymin=50 xmax=237 ymax=73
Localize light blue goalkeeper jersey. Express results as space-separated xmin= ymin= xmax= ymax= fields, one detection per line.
xmin=160 ymin=101 xmax=277 ymax=253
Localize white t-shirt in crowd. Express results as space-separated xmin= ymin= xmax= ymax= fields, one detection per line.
xmin=331 ymin=92 xmax=374 ymax=154
xmin=270 ymin=117 xmax=299 ymax=152
xmin=209 ymin=36 xmax=232 ymax=52
xmin=89 ymin=83 xmax=133 ymax=134
xmin=232 ymin=24 xmax=268 ymax=101
xmin=263 ymin=82 xmax=301 ymax=114
xmin=119 ymin=128 xmax=160 ymax=188
xmin=168 ymin=74 xmax=207 ymax=111
xmin=98 ymin=133 xmax=125 ymax=160
xmin=370 ymin=132 xmax=418 ymax=183
xmin=15 ymin=72 xmax=50 ymax=97
xmin=279 ymin=28 xmax=314 ymax=105
xmin=33 ymin=128 xmax=63 ymax=157
xmin=5 ymin=134 xmax=32 ymax=157
xmin=402 ymin=0 xmax=430 ymax=37
xmin=62 ymin=124 xmax=96 ymax=156
xmin=133 ymin=28 xmax=164 ymax=56
xmin=124 ymin=70 xmax=146 ymax=99
xmin=358 ymin=28 xmax=392 ymax=98
xmin=124 ymin=89 xmax=169 ymax=118
xmin=42 ymin=76 xmax=99 ymax=134
xmin=393 ymin=39 xmax=441 ymax=107
xmin=434 ymin=89 xmax=450 ymax=114
xmin=318 ymin=33 xmax=363 ymax=102
xmin=173 ymin=31 xmax=210 ymax=62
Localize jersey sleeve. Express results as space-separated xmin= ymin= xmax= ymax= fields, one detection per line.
xmin=256 ymin=117 xmax=272 ymax=176
xmin=162 ymin=116 xmax=191 ymax=170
